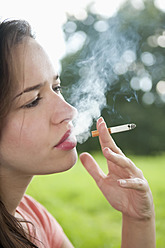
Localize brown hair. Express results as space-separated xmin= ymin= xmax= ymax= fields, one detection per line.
xmin=0 ymin=19 xmax=38 ymax=247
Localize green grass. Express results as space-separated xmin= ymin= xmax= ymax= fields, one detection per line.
xmin=27 ymin=152 xmax=165 ymax=248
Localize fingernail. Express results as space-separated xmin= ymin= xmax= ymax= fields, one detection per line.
xmin=98 ymin=117 xmax=104 ymax=125
xmin=100 ymin=121 xmax=107 ymax=130
xmin=100 ymin=116 xmax=104 ymax=121
xmin=119 ymin=179 xmax=127 ymax=185
xmin=103 ymin=147 xmax=113 ymax=157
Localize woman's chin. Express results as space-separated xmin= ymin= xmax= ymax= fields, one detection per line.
xmin=53 ymin=147 xmax=78 ymax=174
xmin=62 ymin=148 xmax=78 ymax=172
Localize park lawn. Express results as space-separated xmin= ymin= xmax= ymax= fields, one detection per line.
xmin=27 ymin=152 xmax=165 ymax=248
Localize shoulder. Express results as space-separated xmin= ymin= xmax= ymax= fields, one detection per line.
xmin=18 ymin=194 xmax=47 ymax=222
xmin=19 ymin=194 xmax=47 ymax=214
xmin=18 ymin=194 xmax=64 ymax=247
xmin=19 ymin=194 xmax=62 ymax=229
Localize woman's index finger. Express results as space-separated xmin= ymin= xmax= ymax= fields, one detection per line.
xmin=97 ymin=117 xmax=123 ymax=155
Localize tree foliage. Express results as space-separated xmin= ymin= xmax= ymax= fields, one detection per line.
xmin=60 ymin=0 xmax=165 ymax=155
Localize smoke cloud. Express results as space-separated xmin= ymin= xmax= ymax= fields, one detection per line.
xmin=69 ymin=17 xmax=140 ymax=143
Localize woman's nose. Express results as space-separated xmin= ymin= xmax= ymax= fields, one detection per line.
xmin=50 ymin=93 xmax=78 ymax=125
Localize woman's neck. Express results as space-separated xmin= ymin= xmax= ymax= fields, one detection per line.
xmin=0 ymin=167 xmax=33 ymax=215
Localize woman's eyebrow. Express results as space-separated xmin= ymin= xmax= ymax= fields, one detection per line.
xmin=14 ymin=82 xmax=45 ymax=99
xmin=13 ymin=74 xmax=60 ymax=100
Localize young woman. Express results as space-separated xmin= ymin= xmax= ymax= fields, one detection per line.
xmin=0 ymin=19 xmax=155 ymax=248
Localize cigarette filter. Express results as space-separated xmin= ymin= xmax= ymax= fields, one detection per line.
xmin=91 ymin=123 xmax=136 ymax=137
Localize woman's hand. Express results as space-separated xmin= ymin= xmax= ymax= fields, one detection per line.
xmin=80 ymin=117 xmax=154 ymax=220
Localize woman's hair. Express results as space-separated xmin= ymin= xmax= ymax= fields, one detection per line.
xmin=0 ymin=19 xmax=38 ymax=247
xmin=0 ymin=19 xmax=34 ymax=120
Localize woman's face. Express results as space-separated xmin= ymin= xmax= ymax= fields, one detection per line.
xmin=0 ymin=38 xmax=78 ymax=175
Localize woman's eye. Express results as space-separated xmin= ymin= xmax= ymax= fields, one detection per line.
xmin=22 ymin=96 xmax=42 ymax=109
xmin=53 ymin=85 xmax=62 ymax=94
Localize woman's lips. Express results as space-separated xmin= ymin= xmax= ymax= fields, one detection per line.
xmin=54 ymin=130 xmax=77 ymax=151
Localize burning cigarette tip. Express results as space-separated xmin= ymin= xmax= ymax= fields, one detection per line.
xmin=91 ymin=123 xmax=136 ymax=137
xmin=128 ymin=123 xmax=136 ymax=129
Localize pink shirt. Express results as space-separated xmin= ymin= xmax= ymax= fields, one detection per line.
xmin=17 ymin=194 xmax=64 ymax=248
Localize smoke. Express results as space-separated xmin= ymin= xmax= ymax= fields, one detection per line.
xmin=68 ymin=17 xmax=140 ymax=143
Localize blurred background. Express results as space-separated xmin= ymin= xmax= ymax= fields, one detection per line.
xmin=2 ymin=0 xmax=164 ymax=155
xmin=60 ymin=0 xmax=165 ymax=155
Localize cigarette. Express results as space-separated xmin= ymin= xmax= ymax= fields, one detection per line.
xmin=91 ymin=123 xmax=136 ymax=137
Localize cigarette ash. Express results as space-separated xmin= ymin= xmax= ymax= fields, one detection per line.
xmin=69 ymin=18 xmax=140 ymax=144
